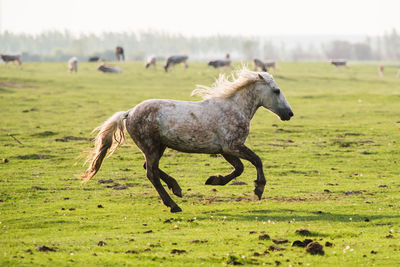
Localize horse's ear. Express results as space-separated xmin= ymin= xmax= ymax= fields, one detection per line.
xmin=258 ymin=73 xmax=265 ymax=81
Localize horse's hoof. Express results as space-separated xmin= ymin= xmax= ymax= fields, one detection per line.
xmin=170 ymin=206 xmax=182 ymax=213
xmin=254 ymin=188 xmax=264 ymax=200
xmin=205 ymin=175 xmax=223 ymax=185
xmin=205 ymin=176 xmax=217 ymax=185
xmin=172 ymin=187 xmax=183 ymax=198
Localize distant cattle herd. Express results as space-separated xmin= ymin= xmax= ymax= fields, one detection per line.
xmin=1 ymin=47 xmax=399 ymax=77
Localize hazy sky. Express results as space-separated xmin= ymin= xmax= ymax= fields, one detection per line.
xmin=1 ymin=0 xmax=399 ymax=36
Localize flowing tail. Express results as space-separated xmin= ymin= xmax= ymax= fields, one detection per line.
xmin=81 ymin=111 xmax=129 ymax=182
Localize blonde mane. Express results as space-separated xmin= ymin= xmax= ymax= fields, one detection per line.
xmin=191 ymin=67 xmax=273 ymax=99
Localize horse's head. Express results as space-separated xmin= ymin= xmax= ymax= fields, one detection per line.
xmin=256 ymin=73 xmax=294 ymax=121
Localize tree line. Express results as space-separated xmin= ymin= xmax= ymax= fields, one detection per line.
xmin=0 ymin=29 xmax=399 ymax=62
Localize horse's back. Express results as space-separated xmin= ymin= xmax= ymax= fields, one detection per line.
xmin=127 ymin=99 xmax=223 ymax=153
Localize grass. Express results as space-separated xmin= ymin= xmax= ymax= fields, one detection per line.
xmin=0 ymin=61 xmax=400 ymax=266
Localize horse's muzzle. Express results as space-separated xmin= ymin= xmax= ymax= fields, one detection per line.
xmin=280 ymin=110 xmax=294 ymax=121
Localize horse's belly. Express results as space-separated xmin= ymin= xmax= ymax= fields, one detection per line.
xmin=161 ymin=127 xmax=222 ymax=154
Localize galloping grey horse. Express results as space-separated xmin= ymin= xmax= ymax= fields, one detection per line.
xmin=81 ymin=67 xmax=294 ymax=212
xmin=164 ymin=55 xmax=188 ymax=72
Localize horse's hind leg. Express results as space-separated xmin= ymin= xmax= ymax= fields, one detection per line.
xmin=143 ymin=162 xmax=182 ymax=197
xmin=205 ymin=154 xmax=244 ymax=185
xmin=144 ymin=150 xmax=182 ymax=213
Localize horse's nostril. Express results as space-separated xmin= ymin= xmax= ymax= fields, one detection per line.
xmin=289 ymin=111 xmax=294 ymax=117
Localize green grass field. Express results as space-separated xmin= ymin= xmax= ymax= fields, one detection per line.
xmin=1 ymin=61 xmax=400 ymax=266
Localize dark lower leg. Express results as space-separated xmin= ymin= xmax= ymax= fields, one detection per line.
xmin=234 ymin=146 xmax=266 ymax=200
xmin=205 ymin=154 xmax=244 ymax=185
xmin=146 ymin=165 xmax=181 ymax=212
xmin=143 ymin=162 xmax=182 ymax=197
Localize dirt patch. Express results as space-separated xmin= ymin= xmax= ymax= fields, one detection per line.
xmin=306 ymin=242 xmax=324 ymax=255
xmin=31 ymin=131 xmax=57 ymax=137
xmin=258 ymin=234 xmax=270 ymax=240
xmin=55 ymin=136 xmax=92 ymax=142
xmin=190 ymin=239 xmax=208 ymax=243
xmin=296 ymin=229 xmax=311 ymax=236
xmin=170 ymin=249 xmax=186 ymax=254
xmin=266 ymin=196 xmax=310 ymax=202
xmin=22 ymin=108 xmax=38 ymax=113
xmin=292 ymin=240 xmax=306 ymax=247
xmin=0 ymin=82 xmax=32 ymax=88
xmin=125 ymin=250 xmax=138 ymax=254
xmin=227 ymin=255 xmax=243 ymax=265
xmin=97 ymin=241 xmax=107 ymax=246
xmin=110 ymin=184 xmax=129 ymax=190
xmin=272 ymin=238 xmax=288 ymax=244
xmin=268 ymin=245 xmax=285 ymax=251
xmin=230 ymin=181 xmax=248 ymax=186
xmin=344 ymin=190 xmax=363 ymax=195
xmin=333 ymin=139 xmax=374 ymax=148
xmin=276 ymin=128 xmax=296 ymax=133
xmin=292 ymin=239 xmax=313 ymax=248
xmin=36 ymin=245 xmax=57 ymax=252
xmin=17 ymin=154 xmax=53 ymax=160
xmin=344 ymin=133 xmax=362 ymax=136
xmin=98 ymin=179 xmax=114 ymax=184
xmin=31 ymin=186 xmax=47 ymax=190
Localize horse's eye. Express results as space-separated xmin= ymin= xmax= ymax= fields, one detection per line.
xmin=273 ymin=88 xmax=280 ymax=95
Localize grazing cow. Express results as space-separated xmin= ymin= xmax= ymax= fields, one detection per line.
xmin=88 ymin=56 xmax=101 ymax=62
xmin=330 ymin=60 xmax=347 ymax=67
xmin=68 ymin=57 xmax=78 ymax=73
xmin=145 ymin=56 xmax=157 ymax=69
xmin=1 ymin=54 xmax=22 ymax=66
xmin=97 ymin=63 xmax=122 ymax=73
xmin=116 ymin=46 xmax=125 ymax=61
xmin=378 ymin=65 xmax=384 ymax=77
xmin=254 ymin=59 xmax=276 ymax=72
xmin=164 ymin=55 xmax=188 ymax=72
xmin=208 ymin=53 xmax=231 ymax=69
xmin=81 ymin=67 xmax=294 ymax=212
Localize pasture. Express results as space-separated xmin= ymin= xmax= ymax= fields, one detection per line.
xmin=0 ymin=62 xmax=400 ymax=266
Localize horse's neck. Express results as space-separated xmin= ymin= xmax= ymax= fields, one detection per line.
xmin=230 ymin=84 xmax=261 ymax=120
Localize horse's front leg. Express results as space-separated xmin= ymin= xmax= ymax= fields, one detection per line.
xmin=230 ymin=145 xmax=266 ymax=200
xmin=205 ymin=154 xmax=244 ymax=185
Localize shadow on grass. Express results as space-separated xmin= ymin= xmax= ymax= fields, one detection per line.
xmin=199 ymin=208 xmax=399 ymax=223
